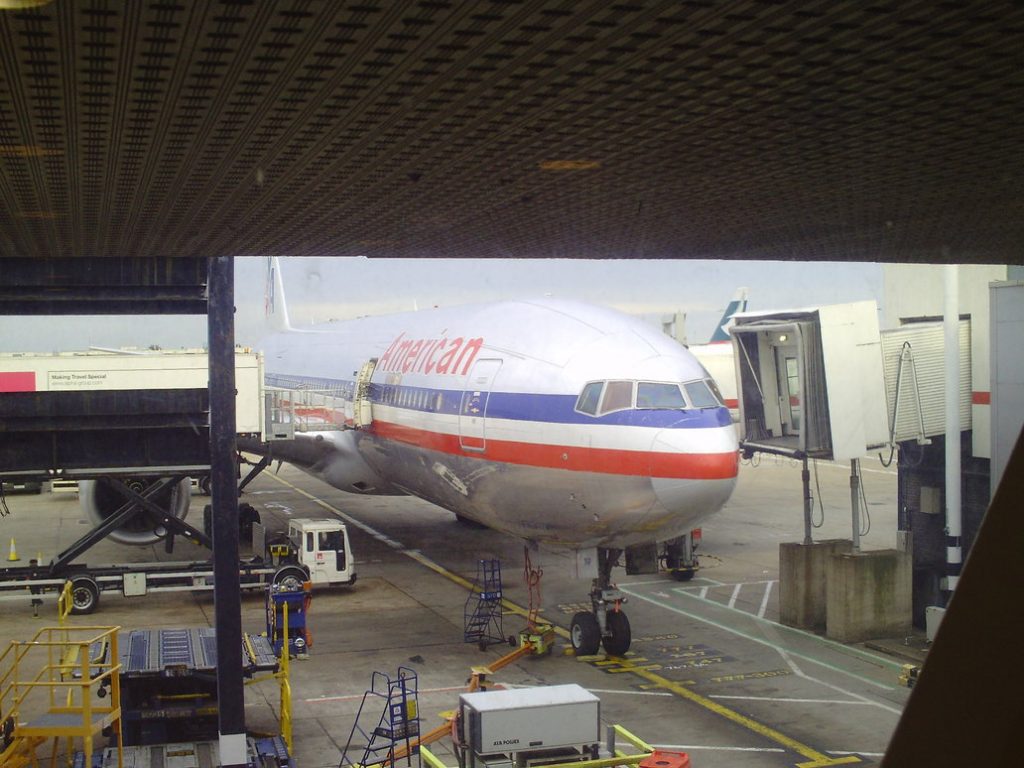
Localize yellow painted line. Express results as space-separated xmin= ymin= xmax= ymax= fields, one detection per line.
xmin=263 ymin=473 xmax=860 ymax=767
xmin=617 ymin=659 xmax=859 ymax=767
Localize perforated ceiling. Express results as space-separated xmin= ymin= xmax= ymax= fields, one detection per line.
xmin=0 ymin=1 xmax=1021 ymax=261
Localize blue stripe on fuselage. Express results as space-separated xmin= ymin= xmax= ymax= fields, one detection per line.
xmin=265 ymin=373 xmax=730 ymax=428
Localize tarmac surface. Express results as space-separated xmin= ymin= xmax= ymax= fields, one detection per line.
xmin=0 ymin=453 xmax=917 ymax=768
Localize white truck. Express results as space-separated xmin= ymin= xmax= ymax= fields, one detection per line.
xmin=0 ymin=517 xmax=356 ymax=615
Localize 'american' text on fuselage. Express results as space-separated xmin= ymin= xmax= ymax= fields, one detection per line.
xmin=378 ymin=332 xmax=485 ymax=376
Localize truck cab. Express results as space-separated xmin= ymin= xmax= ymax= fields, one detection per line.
xmin=286 ymin=518 xmax=356 ymax=586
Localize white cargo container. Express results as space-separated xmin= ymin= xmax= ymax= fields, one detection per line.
xmin=459 ymin=684 xmax=600 ymax=767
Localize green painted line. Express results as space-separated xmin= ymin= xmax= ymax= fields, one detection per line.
xmin=621 ymin=586 xmax=898 ymax=690
xmin=669 ymin=585 xmax=907 ymax=670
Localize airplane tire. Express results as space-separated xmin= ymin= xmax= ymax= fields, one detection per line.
xmin=272 ymin=565 xmax=307 ymax=592
xmin=602 ymin=611 xmax=631 ymax=656
xmin=69 ymin=577 xmax=100 ymax=615
xmin=671 ymin=568 xmax=696 ymax=582
xmin=570 ymin=612 xmax=601 ymax=656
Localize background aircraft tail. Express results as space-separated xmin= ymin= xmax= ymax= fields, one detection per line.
xmin=708 ymin=287 xmax=748 ymax=343
xmin=264 ymin=257 xmax=292 ymax=333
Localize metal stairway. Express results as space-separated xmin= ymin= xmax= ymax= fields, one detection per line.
xmin=340 ymin=667 xmax=420 ymax=768
xmin=0 ymin=626 xmax=123 ymax=768
xmin=464 ymin=559 xmax=505 ymax=649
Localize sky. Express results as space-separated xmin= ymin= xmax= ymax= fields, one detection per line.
xmin=0 ymin=258 xmax=885 ymax=353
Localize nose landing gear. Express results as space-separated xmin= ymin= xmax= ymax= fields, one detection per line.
xmin=570 ymin=548 xmax=632 ymax=657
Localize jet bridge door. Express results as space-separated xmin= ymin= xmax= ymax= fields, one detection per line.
xmin=459 ymin=359 xmax=502 ymax=452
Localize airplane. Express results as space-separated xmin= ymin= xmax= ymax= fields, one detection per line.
xmin=82 ymin=260 xmax=740 ymax=656
xmin=686 ymin=287 xmax=748 ymax=419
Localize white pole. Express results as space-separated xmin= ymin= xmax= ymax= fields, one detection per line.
xmin=944 ymin=261 xmax=961 ymax=593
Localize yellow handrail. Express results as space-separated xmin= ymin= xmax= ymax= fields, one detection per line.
xmin=0 ymin=626 xmax=123 ymax=768
xmin=57 ymin=580 xmax=73 ymax=625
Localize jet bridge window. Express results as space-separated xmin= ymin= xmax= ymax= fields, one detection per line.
xmin=637 ymin=382 xmax=686 ymax=409
xmin=684 ymin=379 xmax=723 ymax=408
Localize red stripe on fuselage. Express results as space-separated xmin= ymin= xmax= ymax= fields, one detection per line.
xmin=371 ymin=420 xmax=738 ymax=480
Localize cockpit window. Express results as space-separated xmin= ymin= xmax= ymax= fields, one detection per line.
xmin=705 ymin=377 xmax=725 ymax=406
xmin=576 ymin=381 xmax=603 ymax=415
xmin=600 ymin=380 xmax=634 ymax=414
xmin=684 ymin=379 xmax=722 ymax=408
xmin=636 ymin=382 xmax=686 ymax=409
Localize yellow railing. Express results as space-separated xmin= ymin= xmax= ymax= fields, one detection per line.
xmin=245 ymin=600 xmax=293 ymax=753
xmin=0 ymin=626 xmax=123 ymax=768
xmin=420 ymin=723 xmax=657 ymax=768
xmin=57 ymin=581 xmax=73 ymax=626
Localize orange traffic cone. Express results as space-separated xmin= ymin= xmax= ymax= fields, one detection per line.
xmin=7 ymin=537 xmax=19 ymax=562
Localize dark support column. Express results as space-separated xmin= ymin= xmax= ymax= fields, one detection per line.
xmin=208 ymin=256 xmax=246 ymax=766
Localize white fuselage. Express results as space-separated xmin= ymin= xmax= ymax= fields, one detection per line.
xmin=257 ymin=298 xmax=739 ymax=550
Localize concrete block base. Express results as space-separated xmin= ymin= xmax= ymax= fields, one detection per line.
xmin=826 ymin=549 xmax=912 ymax=643
xmin=779 ymin=539 xmax=853 ymax=631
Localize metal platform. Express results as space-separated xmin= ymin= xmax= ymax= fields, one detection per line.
xmin=119 ymin=628 xmax=278 ymax=678
xmin=73 ymin=736 xmax=296 ymax=768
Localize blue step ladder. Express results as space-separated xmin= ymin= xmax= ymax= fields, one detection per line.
xmin=464 ymin=559 xmax=504 ymax=649
xmin=340 ymin=667 xmax=420 ymax=768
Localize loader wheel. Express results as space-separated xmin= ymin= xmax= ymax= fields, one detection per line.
xmin=273 ymin=565 xmax=307 ymax=592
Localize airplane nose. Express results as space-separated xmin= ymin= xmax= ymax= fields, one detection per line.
xmin=648 ymin=424 xmax=739 ymax=534
xmin=649 ymin=424 xmax=739 ymax=481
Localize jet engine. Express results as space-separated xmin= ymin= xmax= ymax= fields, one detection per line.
xmin=78 ymin=477 xmax=192 ymax=545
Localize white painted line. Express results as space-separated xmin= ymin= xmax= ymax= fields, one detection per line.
xmin=505 ymin=684 xmax=673 ymax=698
xmin=757 ymin=580 xmax=775 ymax=619
xmin=304 ymin=682 xmax=678 ymax=705
xmin=305 ymin=684 xmax=469 ymax=703
xmin=698 ymin=586 xmax=709 ymax=599
xmin=626 ymin=577 xmax=723 ymax=587
xmin=711 ymin=695 xmax=873 ymax=705
xmin=653 ymin=744 xmax=785 ymax=753
xmin=727 ymin=583 xmax=742 ymax=609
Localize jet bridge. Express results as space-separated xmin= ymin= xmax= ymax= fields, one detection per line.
xmin=731 ymin=301 xmax=912 ymax=642
xmin=731 ymin=300 xmax=889 ymax=462
xmin=0 ymin=348 xmax=264 ymax=479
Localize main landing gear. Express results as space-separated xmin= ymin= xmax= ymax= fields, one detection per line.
xmin=570 ymin=548 xmax=631 ymax=657
xmin=663 ymin=530 xmax=700 ymax=582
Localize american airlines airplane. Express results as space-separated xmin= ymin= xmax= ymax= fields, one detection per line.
xmin=240 ymin=260 xmax=739 ymax=655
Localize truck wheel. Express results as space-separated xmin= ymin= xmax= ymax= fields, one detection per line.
xmin=70 ymin=578 xmax=100 ymax=615
xmin=273 ymin=565 xmax=307 ymax=592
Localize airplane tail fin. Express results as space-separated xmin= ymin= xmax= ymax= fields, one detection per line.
xmin=708 ymin=287 xmax=748 ymax=343
xmin=264 ymin=257 xmax=292 ymax=333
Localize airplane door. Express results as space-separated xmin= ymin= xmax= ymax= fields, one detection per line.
xmin=459 ymin=358 xmax=502 ymax=452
